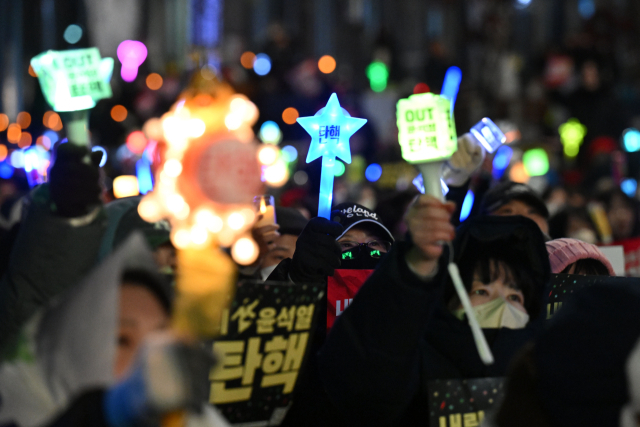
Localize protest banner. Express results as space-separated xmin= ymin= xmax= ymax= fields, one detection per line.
xmin=210 ymin=280 xmax=325 ymax=426
xmin=326 ymin=269 xmax=373 ymax=330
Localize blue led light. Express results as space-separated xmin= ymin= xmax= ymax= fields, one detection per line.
xmin=492 ymin=145 xmax=513 ymax=179
xmin=622 ymin=178 xmax=637 ymax=198
xmin=578 ymin=0 xmax=595 ymax=18
xmin=459 ymin=190 xmax=475 ymax=222
xmin=136 ymin=157 xmax=154 ymax=194
xmin=10 ymin=150 xmax=24 ymax=168
xmin=253 ymin=53 xmax=272 ymax=76
xmin=43 ymin=130 xmax=59 ymax=145
xmin=92 ymin=146 xmax=108 ymax=167
xmin=623 ymin=128 xmax=640 ymax=153
xmin=440 ymin=66 xmax=462 ymax=114
xmin=281 ymin=145 xmax=298 ymax=162
xmin=297 ymin=93 xmax=367 ymax=218
xmin=0 ymin=161 xmax=14 ymax=179
xmin=470 ymin=118 xmax=506 ymax=153
xmin=365 ymin=163 xmax=382 ymax=182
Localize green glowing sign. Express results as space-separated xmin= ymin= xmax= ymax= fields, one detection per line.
xmin=342 ymin=251 xmax=354 ymax=260
xmin=559 ymin=118 xmax=587 ymax=158
xmin=396 ymin=92 xmax=457 ymax=164
xmin=370 ymin=250 xmax=381 ymax=257
xmin=523 ymin=148 xmax=549 ymax=176
xmin=366 ymin=61 xmax=389 ymax=92
xmin=30 ymin=48 xmax=114 ymax=112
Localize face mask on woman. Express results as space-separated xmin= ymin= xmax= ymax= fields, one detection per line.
xmin=453 ymin=297 xmax=530 ymax=329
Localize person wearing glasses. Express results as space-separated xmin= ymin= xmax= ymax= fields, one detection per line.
xmin=265 ymin=202 xmax=394 ymax=284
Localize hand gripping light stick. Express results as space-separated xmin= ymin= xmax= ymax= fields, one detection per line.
xmin=396 ymin=90 xmax=494 ymax=365
xmin=297 ymin=93 xmax=367 ymax=219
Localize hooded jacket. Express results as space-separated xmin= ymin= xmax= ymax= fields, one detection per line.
xmin=317 ymin=215 xmax=550 ymax=426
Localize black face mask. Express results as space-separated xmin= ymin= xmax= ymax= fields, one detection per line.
xmin=338 ymin=246 xmax=385 ymax=270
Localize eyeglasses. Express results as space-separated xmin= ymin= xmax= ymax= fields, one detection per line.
xmin=338 ymin=240 xmax=392 ymax=259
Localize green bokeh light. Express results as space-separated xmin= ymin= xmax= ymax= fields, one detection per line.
xmin=366 ymin=61 xmax=389 ymax=92
xmin=334 ymin=160 xmax=346 ymax=177
xmin=523 ymin=148 xmax=549 ymax=176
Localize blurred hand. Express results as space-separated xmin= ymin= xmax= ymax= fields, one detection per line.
xmin=405 ymin=195 xmax=456 ymax=277
xmin=49 ymin=143 xmax=103 ymax=217
xmin=252 ymin=224 xmax=280 ymax=262
xmin=443 ymin=133 xmax=485 ymax=187
xmin=289 ymin=217 xmax=343 ymax=284
xmin=104 ymin=332 xmax=215 ymax=426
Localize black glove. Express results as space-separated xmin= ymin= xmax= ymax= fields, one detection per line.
xmin=49 ymin=143 xmax=103 ymax=217
xmin=289 ymin=217 xmax=344 ymax=283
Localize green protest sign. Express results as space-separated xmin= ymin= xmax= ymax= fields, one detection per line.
xmin=30 ymin=48 xmax=113 ymax=112
xmin=396 ymin=92 xmax=457 ymax=163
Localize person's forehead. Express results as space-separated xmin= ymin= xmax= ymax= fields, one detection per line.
xmin=339 ymin=224 xmax=385 ymax=241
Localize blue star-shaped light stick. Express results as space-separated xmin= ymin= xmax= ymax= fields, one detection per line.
xmin=297 ymin=93 xmax=367 ymax=219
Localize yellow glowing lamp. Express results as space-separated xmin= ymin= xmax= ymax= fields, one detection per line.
xmin=559 ymin=118 xmax=587 ymax=158
xmin=113 ymin=175 xmax=140 ymax=198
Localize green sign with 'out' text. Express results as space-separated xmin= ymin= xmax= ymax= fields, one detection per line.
xmin=31 ymin=48 xmax=113 ymax=112
xmin=396 ymin=92 xmax=457 ymax=164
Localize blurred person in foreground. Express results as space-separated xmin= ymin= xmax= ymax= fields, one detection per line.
xmin=0 ymin=234 xmax=225 ymax=427
xmin=546 ymin=238 xmax=614 ymax=276
xmin=257 ymin=207 xmax=308 ymax=281
xmin=316 ymin=195 xmax=550 ymax=426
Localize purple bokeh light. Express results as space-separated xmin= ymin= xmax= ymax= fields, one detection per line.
xmin=117 ymin=40 xmax=148 ymax=82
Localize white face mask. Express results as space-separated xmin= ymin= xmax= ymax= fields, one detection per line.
xmin=260 ymin=264 xmax=278 ymax=281
xmin=454 ymin=297 xmax=530 ymax=329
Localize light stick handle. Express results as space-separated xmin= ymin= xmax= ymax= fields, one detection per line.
xmin=318 ymin=156 xmax=336 ymax=219
xmin=62 ymin=109 xmax=91 ymax=146
xmin=417 ymin=162 xmax=445 ymax=202
xmin=448 ymin=262 xmax=494 ymax=365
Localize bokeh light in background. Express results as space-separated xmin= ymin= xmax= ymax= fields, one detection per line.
xmin=459 ymin=190 xmax=475 ymax=222
xmin=10 ymin=150 xmax=24 ymax=168
xmin=126 ymin=130 xmax=148 ymax=154
xmin=281 ymin=145 xmax=298 ymax=162
xmin=28 ymin=65 xmax=37 ymax=77
xmin=365 ymin=163 xmax=383 ymax=182
xmin=18 ymin=132 xmax=32 ymax=148
xmin=366 ymin=61 xmax=389 ymax=92
xmin=111 ymin=105 xmax=128 ymax=122
xmin=63 ymin=24 xmax=83 ymax=44
xmin=17 ymin=112 xmax=31 ymax=129
xmin=515 ymin=0 xmax=532 ymax=9
xmin=92 ymin=146 xmax=108 ymax=167
xmin=523 ymin=148 xmax=549 ymax=176
xmin=258 ymin=145 xmax=279 ymax=165
xmin=113 ymin=175 xmax=140 ymax=198
xmin=117 ymin=40 xmax=148 ymax=82
xmin=43 ymin=111 xmax=63 ymax=131
xmin=0 ymin=114 xmax=8 ymax=132
xmin=43 ymin=130 xmax=59 ymax=145
xmin=259 ymin=121 xmax=282 ymax=144
xmin=146 ymin=73 xmax=163 ymax=90
xmin=334 ymin=160 xmax=346 ymax=177
xmin=318 ymin=55 xmax=336 ymax=74
xmin=509 ymin=161 xmax=530 ymax=183
xmin=0 ymin=146 xmax=7 ymax=161
xmin=7 ymin=124 xmax=21 ymax=144
xmin=240 ymin=51 xmax=256 ymax=69
xmin=36 ymin=135 xmax=51 ymax=150
xmin=0 ymin=161 xmax=12 ymax=179
xmin=413 ymin=83 xmax=430 ymax=94
xmin=282 ymin=107 xmax=299 ymax=125
xmin=621 ymin=178 xmax=638 ymax=198
xmin=293 ymin=170 xmax=308 ymax=185
xmin=253 ymin=53 xmax=271 ymax=76
xmin=623 ymin=128 xmax=640 ymax=152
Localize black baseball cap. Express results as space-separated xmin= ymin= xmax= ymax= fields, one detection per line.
xmin=330 ymin=203 xmax=394 ymax=243
xmin=481 ymin=181 xmax=549 ymax=219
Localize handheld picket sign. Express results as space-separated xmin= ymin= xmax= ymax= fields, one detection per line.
xmin=396 ymin=91 xmax=494 ymax=366
xmin=31 ymin=47 xmax=114 ymax=146
xmin=297 ymin=93 xmax=367 ymax=219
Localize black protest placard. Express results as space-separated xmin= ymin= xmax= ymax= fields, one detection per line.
xmin=209 ymin=280 xmax=325 ymax=426
xmin=428 ymin=377 xmax=504 ymax=427
xmin=546 ymin=274 xmax=640 ymax=320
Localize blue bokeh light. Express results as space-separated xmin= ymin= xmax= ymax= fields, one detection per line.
xmin=259 ymin=121 xmax=281 ymax=144
xmin=460 ymin=190 xmax=475 ymax=222
xmin=365 ymin=163 xmax=383 ymax=182
xmin=623 ymin=128 xmax=640 ymax=152
xmin=253 ymin=53 xmax=272 ymax=76
xmin=622 ymin=178 xmax=638 ymax=198
xmin=92 ymin=146 xmax=108 ymax=167
xmin=136 ymin=158 xmax=154 ymax=194
xmin=0 ymin=161 xmax=14 ymax=179
xmin=282 ymin=145 xmax=298 ymax=162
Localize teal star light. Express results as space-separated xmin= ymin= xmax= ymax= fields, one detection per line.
xmin=297 ymin=93 xmax=367 ymax=218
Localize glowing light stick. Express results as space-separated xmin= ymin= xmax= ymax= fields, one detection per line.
xmin=117 ymin=40 xmax=147 ymax=82
xmin=470 ymin=117 xmax=506 ymax=153
xmin=397 ymin=91 xmax=494 ymax=366
xmin=297 ymin=93 xmax=367 ymax=219
xmin=559 ymin=118 xmax=587 ymax=157
xmin=440 ymin=66 xmax=462 ymax=115
xmin=31 ymin=47 xmax=114 ymax=145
